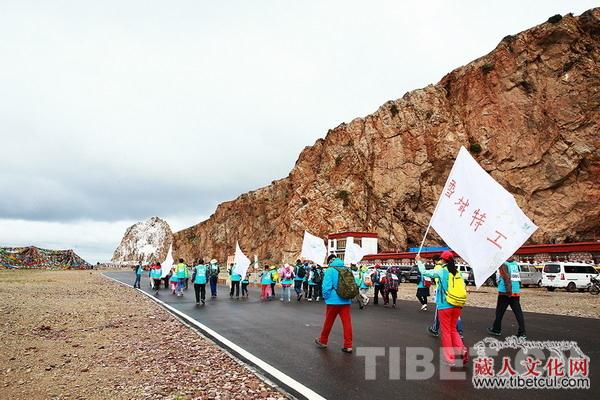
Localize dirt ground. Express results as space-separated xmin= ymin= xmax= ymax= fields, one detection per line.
xmin=0 ymin=270 xmax=287 ymax=400
xmin=394 ymin=283 xmax=600 ymax=319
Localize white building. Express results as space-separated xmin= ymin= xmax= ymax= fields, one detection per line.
xmin=326 ymin=232 xmax=378 ymax=262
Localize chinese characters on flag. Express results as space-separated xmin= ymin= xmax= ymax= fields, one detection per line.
xmin=429 ymin=147 xmax=538 ymax=287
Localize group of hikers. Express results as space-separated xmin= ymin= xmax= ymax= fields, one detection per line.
xmin=132 ymin=250 xmax=526 ymax=366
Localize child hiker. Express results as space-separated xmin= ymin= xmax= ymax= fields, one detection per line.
xmin=260 ymin=265 xmax=272 ymax=300
xmin=279 ymin=263 xmax=294 ymax=302
xmin=241 ymin=273 xmax=250 ymax=298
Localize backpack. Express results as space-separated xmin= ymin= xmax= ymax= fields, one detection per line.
xmin=209 ymin=264 xmax=219 ymax=277
xmin=313 ymin=269 xmax=322 ymax=284
xmin=271 ymin=270 xmax=279 ymax=282
xmin=334 ymin=268 xmax=359 ymax=299
xmin=363 ymin=273 xmax=373 ymax=287
xmin=296 ymin=266 xmax=306 ymax=279
xmin=386 ymin=272 xmax=399 ymax=291
xmin=444 ymin=271 xmax=467 ymax=307
xmin=282 ymin=268 xmax=293 ymax=280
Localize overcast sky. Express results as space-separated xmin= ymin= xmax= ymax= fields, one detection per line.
xmin=1 ymin=1 xmax=596 ymax=263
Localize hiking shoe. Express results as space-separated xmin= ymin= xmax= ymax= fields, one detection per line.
xmin=427 ymin=326 xmax=439 ymax=337
xmin=442 ymin=360 xmax=456 ymax=367
xmin=314 ymin=338 xmax=327 ymax=349
xmin=487 ymin=328 xmax=501 ymax=337
xmin=341 ymin=348 xmax=353 ymax=354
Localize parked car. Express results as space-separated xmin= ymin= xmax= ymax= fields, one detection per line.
xmin=396 ymin=266 xmax=412 ymax=283
xmin=541 ymin=262 xmax=599 ymax=292
xmin=408 ymin=264 xmax=434 ymax=283
xmin=518 ymin=263 xmax=542 ymax=288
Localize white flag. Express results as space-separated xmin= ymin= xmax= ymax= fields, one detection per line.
xmin=430 ymin=147 xmax=538 ymax=287
xmin=300 ymin=231 xmax=327 ymax=265
xmin=161 ymin=245 xmax=174 ymax=278
xmin=233 ymin=241 xmax=251 ymax=279
xmin=344 ymin=241 xmax=367 ymax=265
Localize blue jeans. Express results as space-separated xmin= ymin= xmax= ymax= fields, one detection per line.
xmin=134 ymin=275 xmax=141 ymax=288
xmin=177 ymin=280 xmax=185 ymax=294
xmin=209 ymin=276 xmax=218 ymax=296
xmin=432 ymin=307 xmax=463 ymax=335
xmin=281 ymin=286 xmax=292 ymax=301
xmin=294 ymin=280 xmax=303 ymax=294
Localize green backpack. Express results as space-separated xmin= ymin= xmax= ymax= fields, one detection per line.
xmin=334 ymin=268 xmax=360 ymax=299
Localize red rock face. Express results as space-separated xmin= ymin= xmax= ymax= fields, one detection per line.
xmin=174 ymin=9 xmax=600 ymax=264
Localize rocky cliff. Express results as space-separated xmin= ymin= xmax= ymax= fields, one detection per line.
xmin=112 ymin=217 xmax=173 ymax=265
xmin=174 ymin=9 xmax=600 ymax=263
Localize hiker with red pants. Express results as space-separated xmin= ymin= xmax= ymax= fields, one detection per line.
xmin=315 ymin=258 xmax=356 ymax=353
xmin=416 ymin=252 xmax=468 ymax=367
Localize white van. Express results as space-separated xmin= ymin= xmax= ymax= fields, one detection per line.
xmin=457 ymin=265 xmax=471 ymax=281
xmin=541 ymin=262 xmax=598 ymax=292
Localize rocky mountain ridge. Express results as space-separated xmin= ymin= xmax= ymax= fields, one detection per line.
xmin=173 ymin=9 xmax=600 ymax=263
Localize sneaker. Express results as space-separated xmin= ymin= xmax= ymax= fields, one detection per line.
xmin=201 ymin=300 xmax=205 ymax=305
xmin=298 ymin=294 xmax=303 ymax=301
xmin=487 ymin=328 xmax=501 ymax=337
xmin=236 ymin=296 xmax=239 ymax=299
xmin=517 ymin=334 xmax=527 ymax=340
xmin=359 ymin=304 xmax=364 ymax=310
xmin=442 ymin=360 xmax=456 ymax=367
xmin=341 ymin=348 xmax=353 ymax=354
xmin=420 ymin=304 xmax=427 ymax=311
xmin=308 ymin=298 xmax=313 ymax=302
xmin=196 ymin=301 xmax=200 ymax=305
xmin=364 ymin=298 xmax=369 ymax=306
xmin=392 ymin=304 xmax=396 ymax=308
xmin=314 ymin=338 xmax=327 ymax=349
xmin=427 ymin=326 xmax=439 ymax=337
xmin=288 ymin=299 xmax=291 ymax=303
xmin=280 ymin=298 xmax=284 ymax=301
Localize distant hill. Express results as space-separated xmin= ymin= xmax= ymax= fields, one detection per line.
xmin=0 ymin=246 xmax=90 ymax=270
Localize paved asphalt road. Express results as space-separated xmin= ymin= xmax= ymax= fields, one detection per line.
xmin=106 ymin=272 xmax=598 ymax=400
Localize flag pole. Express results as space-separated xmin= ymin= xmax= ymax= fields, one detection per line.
xmin=417 ymin=197 xmax=441 ymax=256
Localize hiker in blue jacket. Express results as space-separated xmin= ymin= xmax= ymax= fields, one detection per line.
xmin=191 ymin=259 xmax=209 ymax=305
xmin=315 ymin=258 xmax=353 ymax=353
xmin=293 ymin=259 xmax=305 ymax=302
xmin=133 ymin=264 xmax=143 ymax=288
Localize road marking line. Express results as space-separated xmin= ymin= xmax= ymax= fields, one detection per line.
xmin=103 ymin=273 xmax=326 ymax=400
